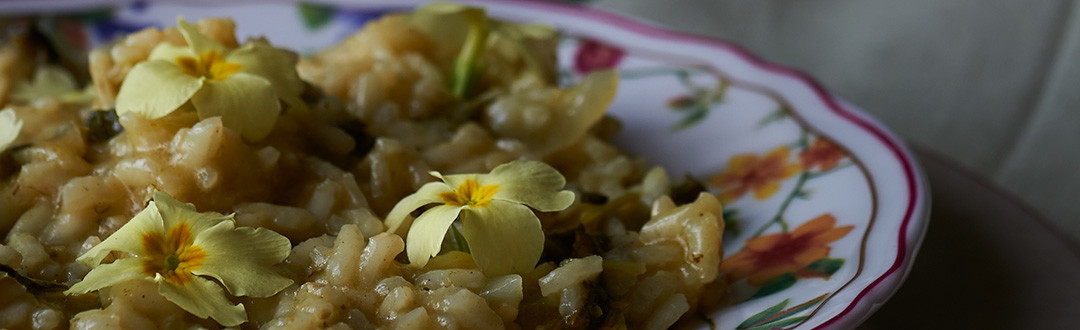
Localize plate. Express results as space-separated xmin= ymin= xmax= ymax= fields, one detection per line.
xmin=3 ymin=0 xmax=930 ymax=328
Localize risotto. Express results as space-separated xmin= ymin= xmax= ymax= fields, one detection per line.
xmin=0 ymin=3 xmax=726 ymax=329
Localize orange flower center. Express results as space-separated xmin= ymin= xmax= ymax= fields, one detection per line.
xmin=176 ymin=50 xmax=241 ymax=81
xmin=440 ymin=179 xmax=499 ymax=208
xmin=141 ymin=222 xmax=206 ymax=285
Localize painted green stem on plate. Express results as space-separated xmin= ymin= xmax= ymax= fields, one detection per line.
xmin=751 ymin=171 xmax=809 ymax=237
xmin=738 ymin=294 xmax=828 ymax=329
xmin=751 ymin=130 xmax=810 ymax=237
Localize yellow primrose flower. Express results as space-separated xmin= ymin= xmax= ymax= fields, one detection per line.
xmin=385 ymin=160 xmax=575 ymax=276
xmin=114 ymin=17 xmax=306 ymax=141
xmin=0 ymin=108 xmax=21 ymax=152
xmin=65 ymin=191 xmax=293 ymax=326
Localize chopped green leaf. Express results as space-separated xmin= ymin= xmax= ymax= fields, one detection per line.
xmin=670 ymin=174 xmax=707 ymax=205
xmin=337 ymin=119 xmax=375 ymax=157
xmin=85 ymin=109 xmax=124 ymax=142
xmin=410 ymin=2 xmax=559 ymax=99
xmin=450 ymin=10 xmax=488 ymax=99
xmin=450 ymin=222 xmax=470 ymax=253
xmin=580 ymin=191 xmax=608 ymax=205
xmin=409 ymin=3 xmax=490 ymax=100
xmin=0 ymin=264 xmax=67 ymax=292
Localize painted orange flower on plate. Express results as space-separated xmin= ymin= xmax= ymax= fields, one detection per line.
xmin=721 ymin=214 xmax=853 ymax=286
xmin=799 ymin=139 xmax=845 ymax=171
xmin=709 ymin=146 xmax=802 ymax=203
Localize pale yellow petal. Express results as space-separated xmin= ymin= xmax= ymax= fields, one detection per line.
xmin=152 ymin=191 xmax=229 ymax=236
xmin=151 ymin=190 xmax=196 ymax=212
xmin=34 ymin=65 xmax=78 ymax=90
xmin=405 ymin=204 xmax=464 ymax=267
xmin=226 ymin=42 xmax=307 ymax=113
xmin=115 ymin=60 xmax=204 ymax=119
xmin=148 ymin=42 xmax=197 ymax=62
xmin=526 ymin=70 xmax=618 ymax=153
xmin=485 ymin=160 xmax=574 ymax=212
xmin=156 ymin=274 xmax=247 ymax=327
xmin=190 ymin=221 xmax=293 ymax=298
xmin=191 ymin=72 xmax=280 ymax=141
xmin=385 ymin=181 xmax=455 ymax=233
xmin=11 ymin=65 xmax=78 ymax=103
xmin=77 ymin=201 xmax=164 ymax=266
xmin=461 ymin=200 xmax=544 ymax=276
xmin=176 ymin=17 xmax=226 ymax=56
xmin=0 ymin=108 xmax=22 ymax=151
xmin=64 ymin=258 xmax=148 ymax=295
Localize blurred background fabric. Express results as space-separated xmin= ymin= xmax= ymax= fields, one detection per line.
xmin=589 ymin=0 xmax=1080 ymax=242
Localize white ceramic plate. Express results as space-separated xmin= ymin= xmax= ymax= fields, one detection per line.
xmin=3 ymin=0 xmax=930 ymax=328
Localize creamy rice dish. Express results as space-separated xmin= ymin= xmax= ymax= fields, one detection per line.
xmin=0 ymin=3 xmax=726 ymax=329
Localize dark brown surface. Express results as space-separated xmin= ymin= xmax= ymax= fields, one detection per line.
xmin=859 ymin=146 xmax=1080 ymax=329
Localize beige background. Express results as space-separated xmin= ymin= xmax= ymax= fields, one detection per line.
xmin=592 ymin=0 xmax=1080 ymax=242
